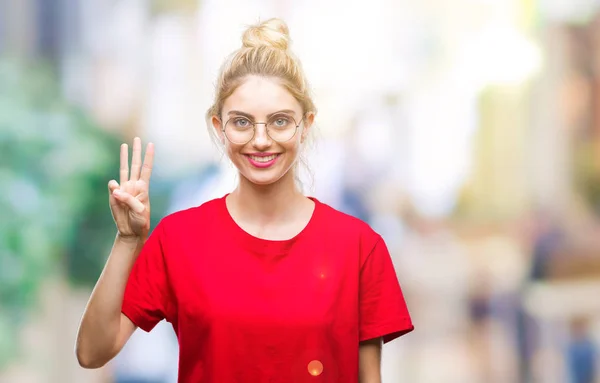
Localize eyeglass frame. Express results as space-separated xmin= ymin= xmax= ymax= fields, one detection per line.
xmin=219 ymin=113 xmax=306 ymax=145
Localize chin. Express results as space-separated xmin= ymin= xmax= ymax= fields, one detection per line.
xmin=239 ymin=163 xmax=295 ymax=187
xmin=243 ymin=171 xmax=286 ymax=186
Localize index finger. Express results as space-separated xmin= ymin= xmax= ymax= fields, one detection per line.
xmin=119 ymin=143 xmax=129 ymax=188
xmin=140 ymin=142 xmax=155 ymax=184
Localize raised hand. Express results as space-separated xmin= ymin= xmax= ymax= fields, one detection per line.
xmin=108 ymin=137 xmax=154 ymax=239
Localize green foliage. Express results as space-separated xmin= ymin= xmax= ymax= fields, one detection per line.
xmin=574 ymin=141 xmax=600 ymax=216
xmin=0 ymin=58 xmax=120 ymax=367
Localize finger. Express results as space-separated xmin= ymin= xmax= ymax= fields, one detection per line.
xmin=135 ymin=191 xmax=149 ymax=205
xmin=108 ymin=180 xmax=120 ymax=195
xmin=108 ymin=180 xmax=119 ymax=207
xmin=140 ymin=142 xmax=155 ymax=184
xmin=120 ymin=144 xmax=129 ymax=188
xmin=130 ymin=137 xmax=142 ymax=182
xmin=113 ymin=189 xmax=145 ymax=214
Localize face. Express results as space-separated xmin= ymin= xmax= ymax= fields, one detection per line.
xmin=212 ymin=75 xmax=314 ymax=186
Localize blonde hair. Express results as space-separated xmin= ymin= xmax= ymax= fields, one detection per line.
xmin=205 ymin=18 xmax=317 ymax=189
xmin=206 ymin=18 xmax=316 ymax=123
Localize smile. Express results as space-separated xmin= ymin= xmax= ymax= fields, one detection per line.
xmin=244 ymin=153 xmax=281 ymax=168
xmin=249 ymin=154 xmax=277 ymax=162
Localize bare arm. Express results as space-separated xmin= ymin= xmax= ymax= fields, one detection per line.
xmin=75 ymin=138 xmax=154 ymax=368
xmin=359 ymin=337 xmax=382 ymax=383
xmin=75 ymin=235 xmax=141 ymax=368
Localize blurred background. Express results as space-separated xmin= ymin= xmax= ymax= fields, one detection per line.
xmin=1 ymin=0 xmax=600 ymax=382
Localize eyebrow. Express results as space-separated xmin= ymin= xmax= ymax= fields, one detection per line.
xmin=227 ymin=109 xmax=297 ymax=120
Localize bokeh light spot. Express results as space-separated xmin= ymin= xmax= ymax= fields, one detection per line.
xmin=307 ymin=360 xmax=323 ymax=376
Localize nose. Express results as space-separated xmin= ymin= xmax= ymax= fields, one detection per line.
xmin=251 ymin=122 xmax=272 ymax=149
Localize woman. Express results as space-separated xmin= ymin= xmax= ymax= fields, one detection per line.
xmin=76 ymin=18 xmax=413 ymax=383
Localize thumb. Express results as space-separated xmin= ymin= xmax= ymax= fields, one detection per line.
xmin=113 ymin=190 xmax=145 ymax=214
xmin=108 ymin=180 xmax=120 ymax=196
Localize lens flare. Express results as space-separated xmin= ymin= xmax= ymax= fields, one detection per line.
xmin=307 ymin=360 xmax=323 ymax=376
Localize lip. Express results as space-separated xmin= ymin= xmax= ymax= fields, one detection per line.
xmin=244 ymin=153 xmax=281 ymax=169
xmin=244 ymin=152 xmax=279 ymax=157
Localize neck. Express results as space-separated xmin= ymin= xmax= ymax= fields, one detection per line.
xmin=229 ymin=170 xmax=306 ymax=224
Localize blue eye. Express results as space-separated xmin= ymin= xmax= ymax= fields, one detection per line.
xmin=234 ymin=118 xmax=251 ymax=128
xmin=270 ymin=116 xmax=292 ymax=128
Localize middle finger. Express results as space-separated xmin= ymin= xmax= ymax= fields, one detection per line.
xmin=130 ymin=137 xmax=142 ymax=182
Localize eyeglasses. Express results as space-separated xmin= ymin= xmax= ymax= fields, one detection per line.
xmin=221 ymin=114 xmax=303 ymax=145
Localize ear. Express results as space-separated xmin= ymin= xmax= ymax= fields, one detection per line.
xmin=300 ymin=112 xmax=315 ymax=143
xmin=211 ymin=115 xmax=225 ymax=145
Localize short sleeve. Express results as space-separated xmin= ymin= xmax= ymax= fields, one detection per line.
xmin=359 ymin=236 xmax=414 ymax=343
xmin=121 ymin=221 xmax=171 ymax=332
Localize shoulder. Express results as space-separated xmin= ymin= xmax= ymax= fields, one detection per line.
xmin=313 ymin=197 xmax=382 ymax=249
xmin=155 ymin=195 xmax=225 ymax=233
xmin=315 ymin=198 xmax=379 ymax=237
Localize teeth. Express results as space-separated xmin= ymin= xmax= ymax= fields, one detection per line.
xmin=250 ymin=154 xmax=277 ymax=162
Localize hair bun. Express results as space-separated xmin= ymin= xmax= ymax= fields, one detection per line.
xmin=242 ymin=18 xmax=290 ymax=51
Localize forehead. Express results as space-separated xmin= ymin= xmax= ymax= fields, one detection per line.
xmin=222 ymin=75 xmax=300 ymax=116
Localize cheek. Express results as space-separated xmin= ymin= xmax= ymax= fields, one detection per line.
xmin=289 ymin=138 xmax=303 ymax=155
xmin=224 ymin=144 xmax=242 ymax=164
xmin=287 ymin=132 xmax=303 ymax=149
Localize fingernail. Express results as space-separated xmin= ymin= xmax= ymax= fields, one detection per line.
xmin=113 ymin=190 xmax=121 ymax=196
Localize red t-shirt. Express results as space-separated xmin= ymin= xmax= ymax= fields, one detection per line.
xmin=122 ymin=195 xmax=413 ymax=382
